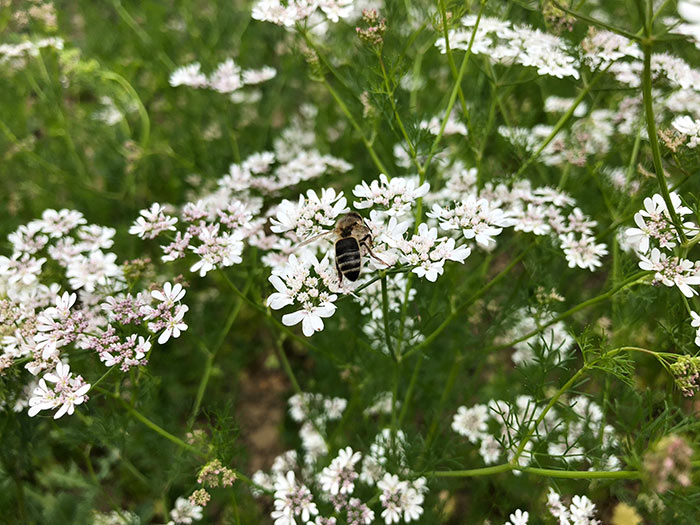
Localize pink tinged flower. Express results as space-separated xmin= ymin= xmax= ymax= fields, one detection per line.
xmin=129 ymin=203 xmax=178 ymax=239
xmin=55 ymin=291 xmax=77 ymax=317
xmin=44 ymin=361 xmax=72 ymax=388
xmin=158 ymin=305 xmax=189 ymax=344
xmin=27 ymin=379 xmax=58 ymax=417
xmin=152 ymin=282 xmax=186 ymax=306
xmin=53 ymin=382 xmax=90 ymax=418
xmin=0 ymin=254 xmax=46 ymax=285
xmin=267 ymin=275 xmax=295 ymax=310
xmin=318 ymin=446 xmax=361 ymax=495
xmin=28 ymin=363 xmax=91 ymax=419
xmin=638 ymin=248 xmax=664 ymax=272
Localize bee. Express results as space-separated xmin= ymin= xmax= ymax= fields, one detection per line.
xmin=298 ymin=212 xmax=388 ymax=284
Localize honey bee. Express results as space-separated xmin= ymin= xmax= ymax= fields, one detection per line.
xmin=298 ymin=212 xmax=388 ymax=284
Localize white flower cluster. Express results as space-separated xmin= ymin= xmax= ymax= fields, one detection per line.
xmin=625 ymin=193 xmax=700 ymax=331
xmin=478 ymin=181 xmax=608 ymax=271
xmin=221 ymin=149 xmax=352 ymax=197
xmin=451 ymin=394 xmax=620 ymax=470
xmin=271 ymin=188 xmax=349 ymax=240
xmin=428 ymin=195 xmax=515 ymax=249
xmin=267 ymin=253 xmax=339 ymax=336
xmin=547 ymin=488 xmax=600 ymax=525
xmin=0 ymin=210 xmax=191 ymax=418
xmin=498 ymin=109 xmax=618 ymax=168
xmin=504 ymin=509 xmax=529 ymax=525
xmin=387 ymin=222 xmax=472 ymax=282
xmin=265 ymin=172 xmax=472 ymax=336
xmin=288 ymin=391 xmax=346 ymax=463
xmin=134 ymin=111 xmax=353 ymax=285
xmin=677 ymin=0 xmax=700 ymax=48
xmin=436 ymin=16 xmax=579 ymax=79
xmin=672 ymin=115 xmax=700 ymax=147
xmin=27 ymin=362 xmax=90 ymax=419
xmin=168 ymin=496 xmax=204 ymax=524
xmin=169 ymin=58 xmax=276 ymax=93
xmin=580 ymin=28 xmax=641 ymax=69
xmin=251 ymin=0 xmax=353 ymax=27
xmin=254 ymin=440 xmax=424 ymax=525
xmin=130 ymin=199 xmax=246 ymax=277
xmin=0 ymin=37 xmax=64 ymax=70
xmin=353 ymin=174 xmax=429 ymax=217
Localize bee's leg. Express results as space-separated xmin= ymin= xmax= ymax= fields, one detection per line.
xmin=360 ymin=240 xmax=390 ymax=266
xmin=335 ymin=258 xmax=343 ymax=285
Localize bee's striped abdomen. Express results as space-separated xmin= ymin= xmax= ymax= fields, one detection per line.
xmin=335 ymin=237 xmax=361 ymax=281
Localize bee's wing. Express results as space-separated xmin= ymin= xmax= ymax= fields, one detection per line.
xmin=295 ymin=230 xmax=333 ymax=250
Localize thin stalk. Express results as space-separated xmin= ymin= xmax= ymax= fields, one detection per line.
xmin=300 ymin=30 xmax=391 ymax=176
xmin=512 ymin=65 xmax=610 ymax=179
xmin=377 ymin=53 xmax=422 ymax=173
xmin=398 ymin=354 xmax=423 ymax=426
xmin=95 ymin=386 xmax=269 ymax=492
xmin=550 ymin=0 xmax=641 ymax=40
xmin=480 ymin=271 xmax=650 ymax=356
xmin=96 ymin=386 xmax=202 ymax=457
xmin=437 ymin=0 xmax=472 ymax=134
xmin=403 ymin=244 xmax=532 ymax=360
xmin=421 ymin=0 xmax=486 ymax=177
xmin=428 ymin=464 xmax=642 ymax=479
xmin=641 ymin=39 xmax=686 ymax=243
xmin=517 ymin=466 xmax=642 ymax=479
xmin=320 ymin=76 xmax=391 ymax=176
xmin=420 ymin=354 xmax=461 ymax=459
xmin=511 ymin=365 xmax=589 ymax=464
xmin=90 ymin=366 xmax=117 ymax=391
xmin=273 ymin=335 xmax=332 ymax=450
xmin=275 ymin=337 xmax=303 ymax=395
xmin=381 ymin=275 xmax=396 ymax=360
xmin=430 ymin=463 xmax=514 ymax=477
xmin=187 ymin=285 xmax=249 ymax=428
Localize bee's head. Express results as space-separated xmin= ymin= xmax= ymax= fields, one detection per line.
xmin=335 ymin=212 xmax=364 ymax=236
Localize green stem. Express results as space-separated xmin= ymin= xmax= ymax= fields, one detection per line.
xmin=512 ymin=65 xmax=610 ymax=179
xmin=300 ymin=30 xmax=391 ymax=176
xmin=431 ymin=463 xmax=514 ymax=477
xmin=428 ymin=464 xmax=642 ymax=479
xmin=397 ymin=354 xmax=423 ymax=426
xmin=511 ymin=365 xmax=589 ymax=464
xmin=96 ymin=387 xmax=268 ymax=492
xmin=437 ymin=0 xmax=472 ymax=135
xmin=517 ymin=466 xmax=642 ymax=479
xmin=219 ymin=271 xmax=326 ymax=358
xmin=321 ymin=75 xmax=390 ymax=176
xmin=381 ymin=275 xmax=396 ymax=360
xmin=101 ymin=70 xmax=150 ymax=148
xmin=96 ymin=386 xmax=202 ymax=457
xmin=403 ymin=244 xmax=532 ymax=360
xmin=550 ymin=0 xmax=641 ymax=40
xmin=421 ymin=0 xmax=486 ymax=177
xmin=90 ymin=366 xmax=117 ymax=391
xmin=187 ymin=286 xmax=249 ymax=429
xmin=641 ymin=38 xmax=686 ymax=243
xmin=480 ymin=271 xmax=650 ymax=356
